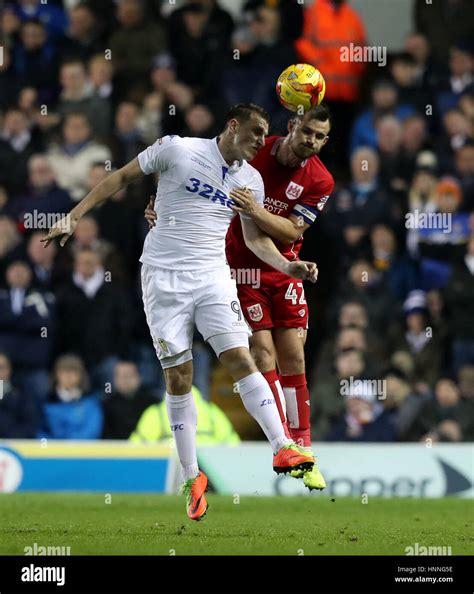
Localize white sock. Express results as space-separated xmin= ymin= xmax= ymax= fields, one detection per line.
xmin=237 ymin=372 xmax=292 ymax=453
xmin=166 ymin=392 xmax=199 ymax=482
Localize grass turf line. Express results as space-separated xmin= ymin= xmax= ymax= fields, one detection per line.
xmin=0 ymin=493 xmax=472 ymax=556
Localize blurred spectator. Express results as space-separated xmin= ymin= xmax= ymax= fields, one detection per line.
xmin=389 ymin=51 xmax=432 ymax=114
xmin=453 ymin=140 xmax=474 ymax=211
xmin=0 ymin=351 xmax=40 ymax=438
xmin=442 ymin=236 xmax=474 ymax=373
xmin=399 ymin=115 xmax=431 ymax=183
xmin=321 ymin=148 xmax=394 ymax=268
xmin=370 ymin=224 xmax=419 ymax=301
xmin=57 ymin=213 xmax=129 ymax=285
xmin=376 ymin=115 xmax=407 ymax=193
xmin=390 ymin=290 xmax=443 ymax=390
xmin=88 ymin=54 xmax=114 ymax=101
xmin=417 ymin=177 xmax=470 ymax=289
xmin=0 ymin=107 xmax=44 ymax=194
xmin=168 ymin=0 xmax=233 ymax=96
xmin=102 ymin=361 xmax=156 ymax=439
xmin=55 ymin=248 xmax=132 ymax=388
xmin=0 ymin=216 xmax=24 ymax=280
xmin=243 ymin=0 xmax=303 ymax=43
xmin=296 ymin=0 xmax=366 ymax=163
xmin=38 ymin=354 xmax=103 ymax=439
xmin=109 ymin=0 xmax=167 ymax=97
xmin=326 ymin=383 xmax=397 ymax=442
xmin=130 ymin=385 xmax=240 ymax=444
xmin=182 ymin=104 xmax=219 ymax=138
xmin=56 ymin=60 xmax=112 ymax=138
xmin=26 ymin=232 xmax=59 ymax=290
xmin=12 ymin=19 xmax=59 ymax=104
xmin=415 ymin=0 xmax=474 ymax=65
xmin=59 ymin=3 xmax=104 ymax=62
xmin=9 ymin=0 xmax=68 ymax=42
xmin=5 ymin=154 xmax=72 ymax=228
xmin=0 ymin=46 xmax=22 ymax=110
xmin=335 ymin=258 xmax=400 ymax=334
xmin=404 ymin=31 xmax=447 ymax=91
xmin=47 ymin=112 xmax=111 ymax=201
xmin=349 ymin=80 xmax=416 ymax=155
xmin=406 ymin=160 xmax=439 ymax=257
xmin=382 ymin=367 xmax=431 ymax=440
xmin=108 ymin=102 xmax=146 ymax=167
xmin=458 ymin=365 xmax=474 ymax=440
xmin=437 ymin=108 xmax=473 ymax=171
xmin=436 ymin=42 xmax=474 ymax=117
xmin=311 ymin=347 xmax=365 ymax=440
xmin=0 ymin=260 xmax=55 ymax=401
xmin=407 ymin=377 xmax=466 ymax=442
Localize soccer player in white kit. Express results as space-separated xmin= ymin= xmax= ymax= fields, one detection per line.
xmin=43 ymin=104 xmax=317 ymax=520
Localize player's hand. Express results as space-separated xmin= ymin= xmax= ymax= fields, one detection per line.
xmin=144 ymin=195 xmax=157 ymax=229
xmin=230 ymin=187 xmax=259 ymax=216
xmin=287 ymin=260 xmax=318 ymax=283
xmin=40 ymin=213 xmax=79 ymax=248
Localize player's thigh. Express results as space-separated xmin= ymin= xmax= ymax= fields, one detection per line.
xmin=236 ymin=279 xmax=273 ymax=332
xmin=194 ymin=267 xmax=250 ymax=343
xmin=273 ymin=327 xmax=307 ymax=375
xmin=141 ymin=264 xmax=195 ymax=359
xmin=249 ymin=329 xmax=277 ymax=373
xmin=271 ymin=276 xmax=309 ymax=332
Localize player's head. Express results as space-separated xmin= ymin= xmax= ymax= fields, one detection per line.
xmin=287 ymin=103 xmax=331 ymax=160
xmin=222 ymin=103 xmax=269 ymax=161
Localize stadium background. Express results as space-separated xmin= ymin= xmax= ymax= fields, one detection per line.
xmin=0 ymin=0 xmax=473 ymax=505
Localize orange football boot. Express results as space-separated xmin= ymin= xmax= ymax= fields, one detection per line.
xmin=181 ymin=471 xmax=209 ymax=521
xmin=273 ymin=443 xmax=315 ymax=474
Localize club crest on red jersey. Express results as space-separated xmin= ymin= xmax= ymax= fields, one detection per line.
xmin=247 ymin=303 xmax=263 ymax=322
xmin=285 ymin=181 xmax=304 ymax=200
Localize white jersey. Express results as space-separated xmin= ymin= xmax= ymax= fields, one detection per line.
xmin=138 ymin=135 xmax=265 ymax=270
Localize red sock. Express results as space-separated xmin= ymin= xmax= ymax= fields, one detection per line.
xmin=262 ymin=369 xmax=291 ymax=438
xmin=280 ymin=373 xmax=311 ymax=447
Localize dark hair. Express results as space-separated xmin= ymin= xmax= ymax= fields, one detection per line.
xmin=224 ymin=103 xmax=270 ymax=126
xmin=294 ymin=103 xmax=332 ymax=128
xmin=390 ymin=51 xmax=417 ymax=66
xmin=22 ymin=18 xmax=45 ymax=29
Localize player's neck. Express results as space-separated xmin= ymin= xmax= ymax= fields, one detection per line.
xmin=276 ymin=137 xmax=303 ymax=168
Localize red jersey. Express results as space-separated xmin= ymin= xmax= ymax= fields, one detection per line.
xmin=225 ymin=136 xmax=334 ymax=272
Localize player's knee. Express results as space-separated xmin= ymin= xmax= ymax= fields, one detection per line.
xmin=251 ymin=344 xmax=275 ymax=372
xmin=279 ymin=353 xmax=306 ymax=375
xmin=164 ymin=362 xmax=193 ymax=395
xmin=220 ymin=347 xmax=257 ymax=379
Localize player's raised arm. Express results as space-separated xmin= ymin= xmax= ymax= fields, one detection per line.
xmin=41 ymin=157 xmax=144 ymax=247
xmin=240 ymin=212 xmax=318 ymax=283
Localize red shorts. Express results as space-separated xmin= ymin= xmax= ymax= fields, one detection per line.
xmin=236 ymin=270 xmax=309 ymax=331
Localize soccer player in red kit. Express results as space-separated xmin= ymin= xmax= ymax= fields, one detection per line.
xmin=226 ymin=105 xmax=333 ymax=490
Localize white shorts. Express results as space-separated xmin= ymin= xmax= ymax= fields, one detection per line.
xmin=141 ymin=264 xmax=251 ymax=362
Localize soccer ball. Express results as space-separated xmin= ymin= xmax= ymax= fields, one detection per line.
xmin=276 ymin=64 xmax=326 ymax=113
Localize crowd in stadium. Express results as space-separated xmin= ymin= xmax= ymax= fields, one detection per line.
xmin=0 ymin=0 xmax=473 ymax=443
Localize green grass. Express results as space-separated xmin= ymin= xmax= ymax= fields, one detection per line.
xmin=0 ymin=493 xmax=472 ymax=555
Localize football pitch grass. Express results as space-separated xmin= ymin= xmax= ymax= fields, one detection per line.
xmin=0 ymin=493 xmax=472 ymax=556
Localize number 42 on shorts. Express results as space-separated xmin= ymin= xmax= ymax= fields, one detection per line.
xmin=285 ymin=282 xmax=307 ymax=305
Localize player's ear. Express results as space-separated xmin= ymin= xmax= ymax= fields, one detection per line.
xmin=228 ymin=118 xmax=239 ymax=135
